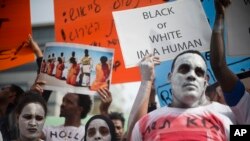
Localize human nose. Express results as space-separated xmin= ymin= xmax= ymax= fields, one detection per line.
xmin=94 ymin=132 xmax=102 ymax=140
xmin=186 ymin=70 xmax=196 ymax=81
xmin=28 ymin=118 xmax=37 ymax=127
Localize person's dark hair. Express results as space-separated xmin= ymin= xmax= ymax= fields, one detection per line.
xmin=84 ymin=115 xmax=117 ymax=141
xmin=100 ymin=56 xmax=108 ymax=64
xmin=72 ymin=51 xmax=75 ymax=57
xmin=171 ymin=50 xmax=207 ymax=72
xmin=5 ymin=84 xmax=24 ymax=114
xmin=9 ymin=84 xmax=24 ymax=104
xmin=108 ymin=112 xmax=125 ymax=127
xmin=69 ymin=57 xmax=76 ymax=64
xmin=15 ymin=91 xmax=47 ymax=116
xmin=57 ymin=57 xmax=63 ymax=63
xmin=77 ymin=94 xmax=92 ymax=119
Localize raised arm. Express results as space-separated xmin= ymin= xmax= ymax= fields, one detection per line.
xmin=210 ymin=0 xmax=238 ymax=92
xmin=126 ymin=55 xmax=160 ymax=141
xmin=98 ymin=87 xmax=112 ymax=116
xmin=25 ymin=34 xmax=43 ymax=58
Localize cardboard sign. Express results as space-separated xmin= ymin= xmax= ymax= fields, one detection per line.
xmin=225 ymin=0 xmax=250 ymax=56
xmin=54 ymin=0 xmax=165 ymax=83
xmin=39 ymin=42 xmax=114 ymax=95
xmin=113 ymin=0 xmax=211 ymax=68
xmin=0 ymin=0 xmax=33 ymax=71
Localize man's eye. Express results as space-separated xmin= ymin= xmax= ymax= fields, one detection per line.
xmin=195 ymin=67 xmax=205 ymax=77
xmin=178 ymin=64 xmax=190 ymax=74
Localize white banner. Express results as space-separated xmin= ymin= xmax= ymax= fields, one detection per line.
xmin=225 ymin=0 xmax=250 ymax=56
xmin=113 ymin=0 xmax=211 ymax=68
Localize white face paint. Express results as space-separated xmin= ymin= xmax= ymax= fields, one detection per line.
xmin=18 ymin=103 xmax=45 ymax=140
xmin=170 ymin=53 xmax=208 ymax=107
xmin=86 ymin=119 xmax=111 ymax=141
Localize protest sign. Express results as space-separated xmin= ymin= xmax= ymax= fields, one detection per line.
xmin=225 ymin=0 xmax=250 ymax=56
xmin=0 ymin=0 xmax=33 ymax=71
xmin=54 ymin=0 xmax=165 ymax=83
xmin=113 ymin=0 xmax=250 ymax=107
xmin=39 ymin=42 xmax=114 ymax=95
xmin=113 ymin=0 xmax=211 ymax=68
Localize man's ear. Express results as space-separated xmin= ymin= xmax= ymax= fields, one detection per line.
xmin=168 ymin=72 xmax=172 ymax=82
xmin=205 ymin=74 xmax=210 ymax=86
xmin=79 ymin=106 xmax=84 ymax=116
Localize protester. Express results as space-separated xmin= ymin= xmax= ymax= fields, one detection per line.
xmin=126 ymin=55 xmax=160 ymax=140
xmin=108 ymin=112 xmax=125 ymax=141
xmin=84 ymin=115 xmax=117 ymax=141
xmin=130 ymin=1 xmax=250 ymax=140
xmin=210 ymin=0 xmax=250 ymax=122
xmin=15 ymin=92 xmax=47 ymax=141
xmin=0 ymin=84 xmax=24 ymax=140
xmin=40 ymin=93 xmax=92 ymax=141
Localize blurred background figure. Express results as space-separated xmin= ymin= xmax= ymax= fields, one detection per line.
xmin=0 ymin=84 xmax=24 ymax=140
xmin=205 ymin=82 xmax=226 ymax=104
xmin=108 ymin=112 xmax=125 ymax=141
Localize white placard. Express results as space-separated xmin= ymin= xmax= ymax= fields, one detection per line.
xmin=225 ymin=0 xmax=250 ymax=56
xmin=113 ymin=0 xmax=211 ymax=68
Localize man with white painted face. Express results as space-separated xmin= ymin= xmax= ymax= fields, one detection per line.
xmin=130 ymin=1 xmax=250 ymax=140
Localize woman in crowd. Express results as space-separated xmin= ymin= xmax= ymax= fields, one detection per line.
xmin=15 ymin=92 xmax=47 ymax=141
xmin=84 ymin=115 xmax=116 ymax=141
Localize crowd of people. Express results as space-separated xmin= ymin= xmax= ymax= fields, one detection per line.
xmin=1 ymin=0 xmax=249 ymax=141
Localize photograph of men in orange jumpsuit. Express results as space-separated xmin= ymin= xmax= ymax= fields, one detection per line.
xmin=55 ymin=57 xmax=65 ymax=79
xmin=90 ymin=56 xmax=111 ymax=91
xmin=66 ymin=57 xmax=80 ymax=86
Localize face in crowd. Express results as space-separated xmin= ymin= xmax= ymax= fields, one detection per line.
xmin=169 ymin=51 xmax=208 ymax=108
xmin=60 ymin=93 xmax=80 ymax=118
xmin=18 ymin=103 xmax=45 ymax=140
xmin=87 ymin=119 xmax=111 ymax=141
xmin=60 ymin=93 xmax=92 ymax=119
xmin=112 ymin=119 xmax=124 ymax=141
xmin=15 ymin=93 xmax=47 ymax=141
xmin=84 ymin=115 xmax=116 ymax=141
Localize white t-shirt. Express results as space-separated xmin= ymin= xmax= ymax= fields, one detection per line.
xmin=131 ymin=102 xmax=236 ymax=141
xmin=43 ymin=125 xmax=85 ymax=141
xmin=132 ymin=80 xmax=250 ymax=141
